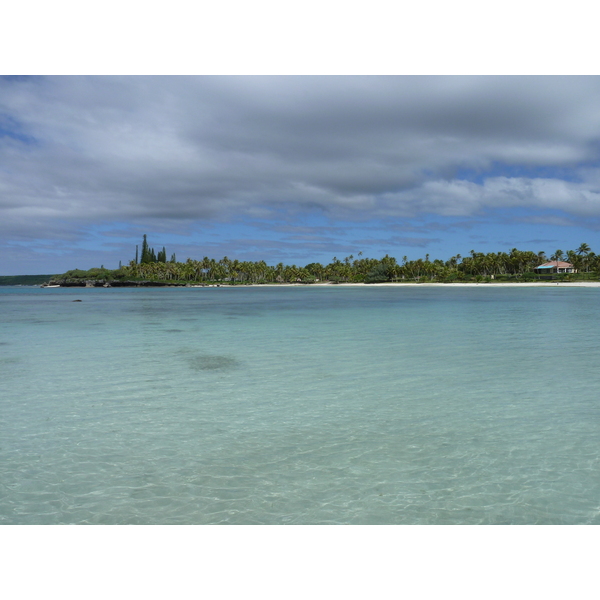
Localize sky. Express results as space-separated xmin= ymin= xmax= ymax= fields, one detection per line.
xmin=2 ymin=75 xmax=600 ymax=274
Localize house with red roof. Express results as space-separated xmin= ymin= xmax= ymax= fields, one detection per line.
xmin=534 ymin=261 xmax=577 ymax=275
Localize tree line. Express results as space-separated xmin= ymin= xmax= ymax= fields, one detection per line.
xmin=110 ymin=237 xmax=598 ymax=284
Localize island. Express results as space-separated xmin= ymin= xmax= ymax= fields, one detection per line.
xmin=32 ymin=237 xmax=599 ymax=288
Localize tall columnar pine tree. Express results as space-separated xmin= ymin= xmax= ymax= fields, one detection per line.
xmin=140 ymin=234 xmax=160 ymax=264
xmin=137 ymin=235 xmax=170 ymax=265
xmin=140 ymin=235 xmax=150 ymax=263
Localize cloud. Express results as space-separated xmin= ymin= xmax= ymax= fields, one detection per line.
xmin=371 ymin=175 xmax=600 ymax=219
xmin=2 ymin=76 xmax=600 ymax=245
xmin=354 ymin=236 xmax=441 ymax=248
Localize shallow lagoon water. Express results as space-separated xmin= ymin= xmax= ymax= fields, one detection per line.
xmin=1 ymin=285 xmax=599 ymax=524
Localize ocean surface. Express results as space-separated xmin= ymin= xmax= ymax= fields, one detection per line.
xmin=1 ymin=284 xmax=599 ymax=524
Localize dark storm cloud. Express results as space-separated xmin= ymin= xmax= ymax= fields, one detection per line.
xmin=2 ymin=76 xmax=600 ymax=241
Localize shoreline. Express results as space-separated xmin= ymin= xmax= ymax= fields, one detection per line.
xmin=189 ymin=281 xmax=600 ymax=288
xmin=37 ymin=280 xmax=600 ymax=289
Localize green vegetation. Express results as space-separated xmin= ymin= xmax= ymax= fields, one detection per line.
xmin=0 ymin=274 xmax=57 ymax=286
xmin=44 ymin=237 xmax=600 ymax=286
xmin=139 ymin=234 xmax=171 ymax=265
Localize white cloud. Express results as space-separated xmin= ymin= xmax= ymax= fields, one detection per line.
xmin=2 ymin=76 xmax=600 ymax=242
xmin=375 ymin=175 xmax=600 ymax=218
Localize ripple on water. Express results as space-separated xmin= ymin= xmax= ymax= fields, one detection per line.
xmin=2 ymin=286 xmax=600 ymax=524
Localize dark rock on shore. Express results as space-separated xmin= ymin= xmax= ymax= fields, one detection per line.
xmin=46 ymin=279 xmax=188 ymax=288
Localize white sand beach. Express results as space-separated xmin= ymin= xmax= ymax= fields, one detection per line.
xmin=206 ymin=281 xmax=600 ymax=288
xmin=342 ymin=281 xmax=600 ymax=287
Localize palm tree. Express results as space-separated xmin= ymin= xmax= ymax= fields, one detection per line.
xmin=566 ymin=250 xmax=581 ymax=273
xmin=550 ymin=250 xmax=565 ymax=275
xmin=576 ymin=243 xmax=591 ymax=256
xmin=576 ymin=243 xmax=591 ymax=272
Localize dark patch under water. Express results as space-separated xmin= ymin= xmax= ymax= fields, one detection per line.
xmin=186 ymin=354 xmax=241 ymax=371
xmin=0 ymin=356 xmax=21 ymax=365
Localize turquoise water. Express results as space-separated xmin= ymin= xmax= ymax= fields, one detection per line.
xmin=1 ymin=285 xmax=599 ymax=524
